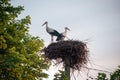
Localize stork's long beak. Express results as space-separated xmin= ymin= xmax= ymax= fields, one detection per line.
xmin=42 ymin=21 xmax=48 ymax=26
xmin=42 ymin=22 xmax=45 ymax=26
xmin=68 ymin=28 xmax=71 ymax=31
xmin=67 ymin=28 xmax=71 ymax=31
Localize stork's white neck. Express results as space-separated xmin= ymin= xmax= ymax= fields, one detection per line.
xmin=45 ymin=23 xmax=48 ymax=28
xmin=62 ymin=29 xmax=68 ymax=37
xmin=45 ymin=23 xmax=54 ymax=33
xmin=65 ymin=29 xmax=68 ymax=33
xmin=45 ymin=23 xmax=48 ymax=32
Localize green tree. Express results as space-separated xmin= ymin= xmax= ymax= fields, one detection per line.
xmin=110 ymin=66 xmax=120 ymax=80
xmin=54 ymin=70 xmax=68 ymax=80
xmin=97 ymin=73 xmax=108 ymax=80
xmin=96 ymin=66 xmax=120 ymax=80
xmin=0 ymin=0 xmax=50 ymax=80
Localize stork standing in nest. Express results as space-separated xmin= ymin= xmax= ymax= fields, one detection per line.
xmin=57 ymin=27 xmax=70 ymax=41
xmin=42 ymin=21 xmax=63 ymax=42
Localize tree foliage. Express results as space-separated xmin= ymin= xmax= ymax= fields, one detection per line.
xmin=110 ymin=65 xmax=120 ymax=80
xmin=96 ymin=65 xmax=120 ymax=80
xmin=0 ymin=0 xmax=50 ymax=80
xmin=53 ymin=70 xmax=68 ymax=80
xmin=97 ymin=73 xmax=108 ymax=80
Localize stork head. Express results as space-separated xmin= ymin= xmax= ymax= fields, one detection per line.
xmin=65 ymin=27 xmax=70 ymax=31
xmin=42 ymin=21 xmax=48 ymax=26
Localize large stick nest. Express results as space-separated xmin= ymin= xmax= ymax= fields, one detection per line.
xmin=42 ymin=40 xmax=89 ymax=70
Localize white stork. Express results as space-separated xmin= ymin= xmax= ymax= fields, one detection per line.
xmin=42 ymin=21 xmax=63 ymax=42
xmin=56 ymin=27 xmax=70 ymax=41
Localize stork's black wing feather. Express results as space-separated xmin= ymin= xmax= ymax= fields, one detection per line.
xmin=49 ymin=30 xmax=60 ymax=36
xmin=56 ymin=33 xmax=64 ymax=41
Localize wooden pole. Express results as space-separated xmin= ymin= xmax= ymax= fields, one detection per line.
xmin=64 ymin=57 xmax=70 ymax=80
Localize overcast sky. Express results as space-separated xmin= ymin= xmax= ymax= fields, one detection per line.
xmin=12 ymin=0 xmax=120 ymax=79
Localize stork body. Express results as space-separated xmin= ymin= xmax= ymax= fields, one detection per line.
xmin=57 ymin=27 xmax=70 ymax=41
xmin=42 ymin=21 xmax=62 ymax=42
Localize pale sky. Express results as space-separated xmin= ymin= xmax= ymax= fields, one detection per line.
xmin=11 ymin=0 xmax=120 ymax=80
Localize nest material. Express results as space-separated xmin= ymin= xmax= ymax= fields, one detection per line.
xmin=43 ymin=40 xmax=89 ymax=70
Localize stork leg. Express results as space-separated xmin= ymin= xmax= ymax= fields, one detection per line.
xmin=51 ymin=35 xmax=54 ymax=42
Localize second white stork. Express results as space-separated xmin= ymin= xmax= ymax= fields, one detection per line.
xmin=56 ymin=27 xmax=70 ymax=41
xmin=42 ymin=21 xmax=63 ymax=42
